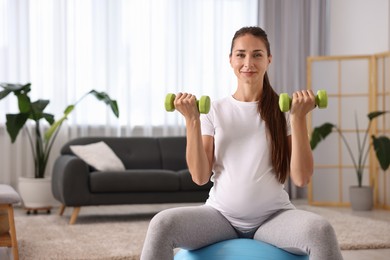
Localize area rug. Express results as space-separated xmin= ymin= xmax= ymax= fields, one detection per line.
xmin=298 ymin=205 xmax=390 ymax=250
xmin=13 ymin=204 xmax=390 ymax=260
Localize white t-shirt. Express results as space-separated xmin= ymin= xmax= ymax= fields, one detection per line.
xmin=200 ymin=95 xmax=295 ymax=231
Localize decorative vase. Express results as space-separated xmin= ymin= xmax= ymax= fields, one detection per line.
xmin=349 ymin=186 xmax=373 ymax=211
xmin=18 ymin=177 xmax=59 ymax=212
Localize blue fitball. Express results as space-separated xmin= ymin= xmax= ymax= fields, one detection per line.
xmin=174 ymin=239 xmax=309 ymax=260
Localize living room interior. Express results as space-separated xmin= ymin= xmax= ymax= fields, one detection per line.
xmin=0 ymin=0 xmax=390 ymax=259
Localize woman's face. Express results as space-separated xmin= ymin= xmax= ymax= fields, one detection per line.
xmin=230 ymin=34 xmax=272 ymax=85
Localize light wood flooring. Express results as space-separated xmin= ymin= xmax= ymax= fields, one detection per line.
xmin=1 ymin=200 xmax=390 ymax=260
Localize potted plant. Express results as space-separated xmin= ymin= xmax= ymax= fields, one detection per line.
xmin=0 ymin=83 xmax=119 ymax=212
xmin=310 ymin=111 xmax=390 ymax=211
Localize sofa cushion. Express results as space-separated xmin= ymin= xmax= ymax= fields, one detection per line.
xmin=89 ymin=170 xmax=180 ymax=192
xmin=62 ymin=137 xmax=163 ymax=169
xmin=70 ymin=141 xmax=125 ymax=171
xmin=158 ymin=137 xmax=187 ymax=171
xmin=177 ymin=169 xmax=213 ymax=191
xmin=108 ymin=138 xmax=162 ymax=169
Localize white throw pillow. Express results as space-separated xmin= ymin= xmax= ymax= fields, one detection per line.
xmin=70 ymin=141 xmax=125 ymax=171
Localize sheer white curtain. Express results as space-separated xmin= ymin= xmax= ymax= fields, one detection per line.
xmin=0 ymin=0 xmax=258 ymax=186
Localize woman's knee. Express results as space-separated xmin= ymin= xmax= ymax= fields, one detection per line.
xmin=148 ymin=209 xmax=181 ymax=237
xmin=300 ymin=214 xmax=342 ymax=259
xmin=303 ymin=214 xmax=337 ymax=242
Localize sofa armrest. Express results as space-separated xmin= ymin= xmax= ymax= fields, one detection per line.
xmin=51 ymin=155 xmax=92 ymax=206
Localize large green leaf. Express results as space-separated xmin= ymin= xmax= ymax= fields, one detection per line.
xmin=310 ymin=122 xmax=335 ymax=150
xmin=1 ymin=84 xmax=32 ymax=120
xmin=5 ymin=113 xmax=29 ymax=142
xmin=17 ymin=93 xmax=31 ymax=113
xmin=42 ymin=113 xmax=55 ymax=125
xmin=29 ymin=100 xmax=50 ymax=121
xmin=44 ymin=105 xmax=74 ymax=142
xmin=372 ymin=135 xmax=390 ymax=171
xmin=63 ymin=104 xmax=75 ymax=115
xmin=0 ymin=83 xmax=27 ymax=91
xmin=0 ymin=83 xmax=31 ymax=95
xmin=0 ymin=89 xmax=12 ymax=99
xmin=44 ymin=118 xmax=66 ymax=143
xmin=368 ymin=111 xmax=388 ymax=121
xmin=89 ymin=90 xmax=119 ymax=117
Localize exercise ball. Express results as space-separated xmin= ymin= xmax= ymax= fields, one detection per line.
xmin=174 ymin=239 xmax=309 ymax=260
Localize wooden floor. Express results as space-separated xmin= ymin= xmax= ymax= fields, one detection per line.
xmin=1 ymin=200 xmax=390 ymax=260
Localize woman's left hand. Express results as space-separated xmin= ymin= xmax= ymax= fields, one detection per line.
xmin=290 ymin=90 xmax=316 ymax=118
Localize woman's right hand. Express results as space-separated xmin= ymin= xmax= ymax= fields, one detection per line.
xmin=174 ymin=92 xmax=200 ymax=121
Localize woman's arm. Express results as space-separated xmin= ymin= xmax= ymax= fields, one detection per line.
xmin=174 ymin=93 xmax=214 ymax=185
xmin=288 ymin=90 xmax=315 ymax=187
xmin=186 ymin=121 xmax=214 ymax=185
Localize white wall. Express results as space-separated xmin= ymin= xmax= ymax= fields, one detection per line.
xmin=329 ymin=0 xmax=389 ymax=55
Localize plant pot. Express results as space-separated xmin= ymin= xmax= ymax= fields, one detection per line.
xmin=18 ymin=177 xmax=59 ymax=210
xmin=349 ymin=186 xmax=373 ymax=211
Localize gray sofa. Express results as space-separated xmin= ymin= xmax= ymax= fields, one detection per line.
xmin=51 ymin=136 xmax=212 ymax=224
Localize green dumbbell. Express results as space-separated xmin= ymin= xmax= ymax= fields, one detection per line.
xmin=165 ymin=93 xmax=211 ymax=114
xmin=279 ymin=90 xmax=328 ymax=112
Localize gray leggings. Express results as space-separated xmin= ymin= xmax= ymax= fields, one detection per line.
xmin=140 ymin=205 xmax=343 ymax=260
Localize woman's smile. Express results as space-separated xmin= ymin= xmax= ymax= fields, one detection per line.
xmin=240 ymin=71 xmax=257 ymax=77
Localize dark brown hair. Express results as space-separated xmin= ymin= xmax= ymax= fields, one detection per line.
xmin=230 ymin=26 xmax=290 ymax=183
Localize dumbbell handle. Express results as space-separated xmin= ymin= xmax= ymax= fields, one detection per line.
xmin=279 ymin=90 xmax=328 ymax=112
xmin=165 ymin=93 xmax=211 ymax=114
